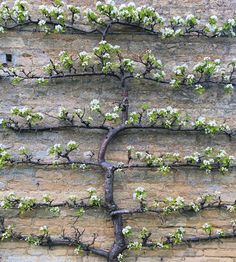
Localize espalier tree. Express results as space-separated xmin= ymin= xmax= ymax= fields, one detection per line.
xmin=0 ymin=0 xmax=236 ymax=261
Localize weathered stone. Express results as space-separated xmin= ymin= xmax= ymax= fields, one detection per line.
xmin=0 ymin=0 xmax=236 ymax=261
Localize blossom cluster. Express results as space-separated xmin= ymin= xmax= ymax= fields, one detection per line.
xmin=0 ymin=1 xmax=235 ymax=38
xmin=152 ymin=192 xmax=224 ymax=215
xmin=78 ymin=51 xmax=91 ymax=68
xmin=48 ymin=141 xmax=78 ymax=159
xmin=18 ymin=145 xmax=30 ymax=157
xmin=0 ymin=192 xmax=99 ymax=217
xmin=133 ymin=187 xmax=146 ymax=202
xmin=87 ymin=187 xmax=101 ymax=206
xmin=170 ymin=58 xmax=235 ymax=93
xmin=0 ymin=225 xmax=14 ymax=241
xmin=90 ymin=99 xmax=101 ymax=112
xmin=185 ymin=147 xmax=235 ymax=174
xmin=133 ymin=147 xmax=235 ymax=175
xmin=0 ymin=0 xmax=29 ymax=25
xmin=122 ymin=225 xmax=132 ymax=238
xmin=202 ymin=223 xmax=213 ymax=235
xmin=0 ymin=192 xmax=36 ymax=214
xmin=59 ymin=51 xmax=73 ymax=69
xmin=193 ymin=116 xmax=230 ymax=135
xmin=10 ymin=107 xmax=44 ymax=126
xmin=169 ymin=227 xmax=185 ymax=244
xmin=124 ymin=222 xmax=234 ymax=252
xmin=38 ymin=1 xmax=80 ymax=32
xmin=147 ymin=106 xmax=182 ymax=128
xmin=162 ymin=196 xmax=185 ymax=214
xmin=2 ymin=101 xmax=234 ymax=135
xmin=1 ymin=44 xmax=235 ymax=96
xmin=91 ymin=2 xmax=236 ymax=37
xmin=0 ymin=144 xmax=11 ymax=169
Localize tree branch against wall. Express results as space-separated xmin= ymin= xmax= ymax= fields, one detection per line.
xmin=0 ymin=0 xmax=235 ymax=38
xmin=0 ymin=1 xmax=236 ymax=261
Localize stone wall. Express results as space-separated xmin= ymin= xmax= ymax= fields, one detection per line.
xmin=0 ymin=0 xmax=236 ymax=261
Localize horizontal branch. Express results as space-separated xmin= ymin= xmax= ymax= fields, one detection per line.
xmin=2 ymin=70 xmax=235 ymax=88
xmin=183 ymin=233 xmax=236 ymax=243
xmin=0 ymin=7 xmax=235 ymax=39
xmin=119 ymin=163 xmax=236 ymax=170
xmin=39 ymin=237 xmax=109 ymax=257
xmin=0 ymin=216 xmax=108 ymax=257
xmin=1 ymin=20 xmax=93 ymax=34
xmin=6 ymin=232 xmax=109 ymax=258
xmin=2 ymin=123 xmax=235 ymax=137
xmin=0 ymin=71 xmax=121 ymax=81
xmin=11 ymin=159 xmax=101 ymax=168
xmin=144 ymin=233 xmax=236 ymax=248
xmin=4 ymin=124 xmax=110 ymax=132
xmin=0 ymin=200 xmax=108 ymax=213
xmin=110 ymin=202 xmax=234 ymax=216
xmin=123 ymin=125 xmax=234 ymax=137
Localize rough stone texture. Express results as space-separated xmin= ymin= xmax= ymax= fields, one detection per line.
xmin=0 ymin=0 xmax=236 ymax=261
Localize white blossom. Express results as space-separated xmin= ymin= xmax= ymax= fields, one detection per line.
xmin=58 ymin=107 xmax=68 ymax=118
xmin=231 ymin=220 xmax=236 ymax=227
xmin=38 ymin=20 xmax=46 ymax=26
xmin=187 ymin=74 xmax=194 ymax=80
xmin=202 ymin=223 xmax=211 ymax=230
xmin=39 ymin=225 xmax=48 ymax=232
xmin=216 ymin=229 xmax=224 ymax=236
xmin=55 ymin=25 xmax=64 ymax=33
xmin=127 ymin=145 xmax=134 ymax=151
xmin=75 ymin=108 xmax=83 ymax=117
xmin=190 ymin=202 xmax=200 ymax=212
xmin=227 ymin=205 xmax=235 ymax=212
xmin=208 ymin=120 xmax=217 ymax=127
xmin=161 ymin=27 xmax=175 ymax=38
xmin=87 ymin=187 xmax=96 ymax=194
xmin=67 ymin=140 xmax=78 ymax=150
xmin=79 ymin=164 xmax=87 ymax=170
xmin=210 ymin=15 xmax=218 ymax=21
xmin=227 ymin=19 xmax=235 ymax=26
xmin=105 ymin=112 xmax=119 ymax=121
xmin=122 ymin=225 xmax=132 ymax=236
xmin=224 ymin=84 xmax=234 ymax=92
xmin=90 ymin=99 xmax=100 ymax=112
xmin=90 ymin=195 xmax=99 ymax=201
xmin=79 ymin=51 xmax=88 ymax=57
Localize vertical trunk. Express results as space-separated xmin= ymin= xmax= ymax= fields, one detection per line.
xmin=98 ymin=76 xmax=130 ymax=261
xmin=98 ymin=126 xmax=127 ymax=261
xmin=109 ymin=215 xmax=126 ymax=261
xmin=104 ymin=164 xmax=115 ymax=207
xmin=121 ymin=79 xmax=129 ymax=123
